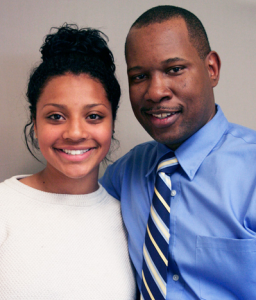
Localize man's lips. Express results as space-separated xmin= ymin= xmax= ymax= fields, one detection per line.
xmin=144 ymin=109 xmax=181 ymax=119
xmin=150 ymin=112 xmax=178 ymax=119
xmin=142 ymin=108 xmax=182 ymax=128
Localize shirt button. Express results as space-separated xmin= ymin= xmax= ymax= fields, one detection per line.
xmin=173 ymin=274 xmax=179 ymax=281
xmin=171 ymin=190 xmax=176 ymax=197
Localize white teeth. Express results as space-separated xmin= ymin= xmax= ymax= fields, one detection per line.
xmin=152 ymin=113 xmax=172 ymax=119
xmin=62 ymin=149 xmax=89 ymax=155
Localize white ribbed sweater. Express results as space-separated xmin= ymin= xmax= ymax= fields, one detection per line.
xmin=0 ymin=176 xmax=136 ymax=299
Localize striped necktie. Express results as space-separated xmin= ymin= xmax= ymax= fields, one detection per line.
xmin=141 ymin=155 xmax=179 ymax=300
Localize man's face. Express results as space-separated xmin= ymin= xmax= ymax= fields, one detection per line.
xmin=126 ymin=18 xmax=220 ymax=150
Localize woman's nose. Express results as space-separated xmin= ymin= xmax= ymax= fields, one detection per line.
xmin=62 ymin=119 xmax=89 ymax=141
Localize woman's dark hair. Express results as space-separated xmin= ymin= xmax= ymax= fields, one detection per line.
xmin=24 ymin=24 xmax=120 ymax=160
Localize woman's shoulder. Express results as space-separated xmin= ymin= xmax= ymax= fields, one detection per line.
xmin=0 ymin=175 xmax=30 ymax=190
xmin=99 ymin=184 xmax=121 ymax=209
xmin=0 ymin=175 xmax=32 ymax=203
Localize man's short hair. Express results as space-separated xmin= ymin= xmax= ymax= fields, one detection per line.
xmin=128 ymin=5 xmax=211 ymax=60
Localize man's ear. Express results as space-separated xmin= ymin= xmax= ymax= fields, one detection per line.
xmin=33 ymin=119 xmax=37 ymax=139
xmin=112 ymin=122 xmax=115 ymax=138
xmin=206 ymin=51 xmax=221 ymax=87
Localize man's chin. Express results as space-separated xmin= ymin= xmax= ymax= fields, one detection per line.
xmin=147 ymin=131 xmax=184 ymax=150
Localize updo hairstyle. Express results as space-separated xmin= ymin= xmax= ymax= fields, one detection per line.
xmin=24 ymin=24 xmax=120 ymax=158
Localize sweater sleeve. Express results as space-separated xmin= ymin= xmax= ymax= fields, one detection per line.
xmin=0 ymin=213 xmax=8 ymax=247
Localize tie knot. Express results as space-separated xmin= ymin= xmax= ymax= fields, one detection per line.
xmin=157 ymin=156 xmax=178 ymax=174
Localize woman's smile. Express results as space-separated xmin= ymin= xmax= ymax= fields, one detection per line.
xmin=34 ymin=73 xmax=113 ymax=185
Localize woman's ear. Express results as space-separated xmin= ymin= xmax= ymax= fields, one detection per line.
xmin=206 ymin=51 xmax=221 ymax=87
xmin=33 ymin=119 xmax=37 ymax=139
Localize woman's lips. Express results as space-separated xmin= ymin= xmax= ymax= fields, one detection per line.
xmin=61 ymin=149 xmax=90 ymax=155
xmin=54 ymin=147 xmax=95 ymax=162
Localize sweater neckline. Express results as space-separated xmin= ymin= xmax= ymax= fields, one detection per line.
xmin=4 ymin=175 xmax=108 ymax=207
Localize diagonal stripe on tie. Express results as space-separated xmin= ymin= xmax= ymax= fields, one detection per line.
xmin=150 ymin=206 xmax=170 ymax=242
xmin=144 ymin=226 xmax=168 ymax=280
xmin=141 ymin=154 xmax=179 ymax=300
xmin=147 ymin=218 xmax=169 ymax=260
xmin=142 ymin=270 xmax=156 ymax=300
xmin=146 ymin=225 xmax=168 ymax=266
xmin=143 ymin=245 xmax=167 ymax=297
xmin=152 ymin=195 xmax=169 ymax=227
xmin=142 ymin=264 xmax=165 ymax=300
xmin=157 ymin=158 xmax=178 ymax=171
xmin=154 ymin=187 xmax=170 ymax=213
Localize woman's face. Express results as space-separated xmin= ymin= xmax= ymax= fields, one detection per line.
xmin=34 ymin=73 xmax=113 ymax=182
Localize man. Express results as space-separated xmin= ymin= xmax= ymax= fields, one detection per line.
xmin=100 ymin=5 xmax=256 ymax=300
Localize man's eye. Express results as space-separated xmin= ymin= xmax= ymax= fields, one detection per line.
xmin=168 ymin=66 xmax=184 ymax=74
xmin=173 ymin=67 xmax=181 ymax=72
xmin=48 ymin=114 xmax=63 ymax=120
xmin=131 ymin=74 xmax=146 ymax=81
xmin=137 ymin=74 xmax=146 ymax=80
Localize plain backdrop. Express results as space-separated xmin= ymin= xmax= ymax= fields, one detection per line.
xmin=0 ymin=0 xmax=255 ymax=181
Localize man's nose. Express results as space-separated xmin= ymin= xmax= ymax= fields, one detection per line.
xmin=145 ymin=74 xmax=172 ymax=103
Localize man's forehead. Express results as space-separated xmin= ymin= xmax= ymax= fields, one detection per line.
xmin=126 ymin=18 xmax=188 ymax=45
xmin=126 ymin=18 xmax=189 ymax=56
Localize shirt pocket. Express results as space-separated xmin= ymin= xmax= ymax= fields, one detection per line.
xmin=196 ymin=235 xmax=256 ymax=300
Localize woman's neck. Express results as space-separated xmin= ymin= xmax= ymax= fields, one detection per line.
xmin=19 ymin=168 xmax=99 ymax=195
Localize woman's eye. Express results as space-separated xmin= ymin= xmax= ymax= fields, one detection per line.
xmin=48 ymin=114 xmax=64 ymax=120
xmin=87 ymin=114 xmax=102 ymax=120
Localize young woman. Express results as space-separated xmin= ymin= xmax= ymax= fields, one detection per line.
xmin=0 ymin=24 xmax=136 ymax=299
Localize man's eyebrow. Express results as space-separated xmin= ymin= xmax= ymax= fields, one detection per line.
xmin=127 ymin=66 xmax=143 ymax=73
xmin=162 ymin=57 xmax=186 ymax=64
xmin=127 ymin=57 xmax=187 ymax=73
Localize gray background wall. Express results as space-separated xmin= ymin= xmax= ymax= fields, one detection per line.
xmin=0 ymin=0 xmax=255 ymax=181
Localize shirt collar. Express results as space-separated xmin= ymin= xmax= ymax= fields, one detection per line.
xmin=175 ymin=105 xmax=229 ymax=180
xmin=146 ymin=105 xmax=229 ymax=180
xmin=146 ymin=143 xmax=174 ymax=176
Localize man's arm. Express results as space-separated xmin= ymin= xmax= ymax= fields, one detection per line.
xmin=100 ymin=162 xmax=123 ymax=200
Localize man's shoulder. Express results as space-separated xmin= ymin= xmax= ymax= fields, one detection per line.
xmin=117 ymin=140 xmax=158 ymax=162
xmin=106 ymin=140 xmax=158 ymax=175
xmin=227 ymin=122 xmax=256 ymax=145
xmin=100 ymin=141 xmax=158 ymax=197
xmin=128 ymin=140 xmax=158 ymax=154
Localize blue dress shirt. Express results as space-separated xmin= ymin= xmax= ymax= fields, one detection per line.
xmin=100 ymin=105 xmax=256 ymax=300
